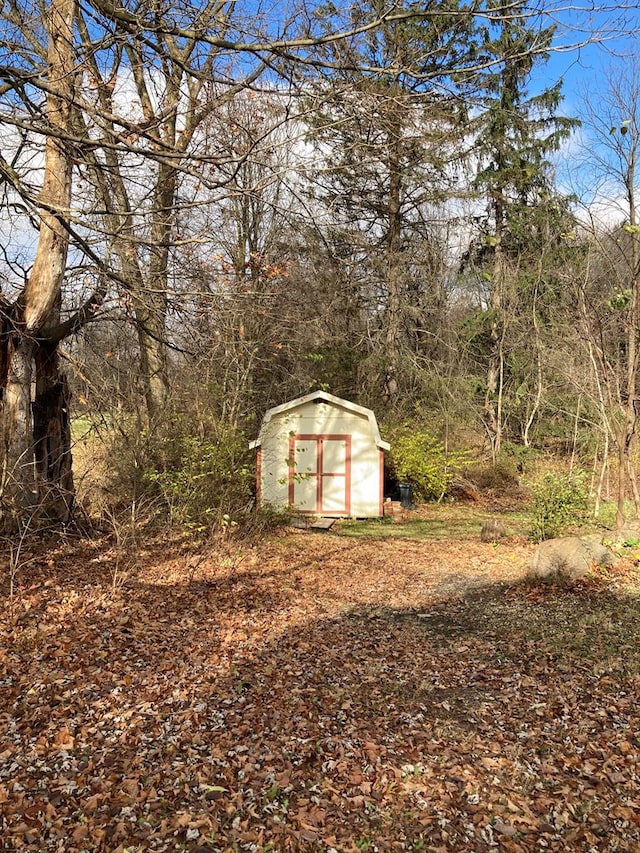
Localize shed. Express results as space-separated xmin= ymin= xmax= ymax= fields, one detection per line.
xmin=249 ymin=391 xmax=390 ymax=518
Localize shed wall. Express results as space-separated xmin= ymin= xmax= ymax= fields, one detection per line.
xmin=259 ymin=399 xmax=383 ymax=517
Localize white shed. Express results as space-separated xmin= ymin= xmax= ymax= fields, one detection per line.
xmin=250 ymin=391 xmax=390 ymax=518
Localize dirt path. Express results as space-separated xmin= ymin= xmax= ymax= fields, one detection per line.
xmin=215 ymin=529 xmax=533 ymax=615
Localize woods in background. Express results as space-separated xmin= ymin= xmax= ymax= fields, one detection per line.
xmin=1 ymin=0 xmax=639 ymax=528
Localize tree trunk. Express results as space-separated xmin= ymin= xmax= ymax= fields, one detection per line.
xmin=617 ymin=158 xmax=640 ymax=526
xmin=135 ymin=301 xmax=170 ymax=421
xmin=132 ymin=165 xmax=175 ymax=420
xmin=23 ymin=0 xmax=73 ymax=334
xmin=522 ymin=277 xmax=544 ymax=447
xmin=0 ymin=0 xmax=75 ymax=525
xmin=384 ymin=134 xmax=402 ymax=402
xmin=485 ymin=215 xmax=505 ymax=461
xmin=33 ymin=343 xmax=74 ymax=520
xmin=2 ymin=337 xmax=36 ymax=512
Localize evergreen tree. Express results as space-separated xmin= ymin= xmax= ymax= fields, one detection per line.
xmin=468 ymin=4 xmax=578 ymax=456
xmin=303 ymin=0 xmax=480 ymax=404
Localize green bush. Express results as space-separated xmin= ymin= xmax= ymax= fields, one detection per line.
xmin=148 ymin=420 xmax=253 ymax=529
xmin=498 ymin=441 xmax=540 ymax=476
xmin=388 ymin=424 xmax=470 ymax=502
xmin=530 ymin=472 xmax=590 ymax=541
xmin=97 ymin=408 xmax=254 ymax=531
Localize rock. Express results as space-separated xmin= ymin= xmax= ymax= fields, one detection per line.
xmin=618 ymin=518 xmax=640 ymax=538
xmin=604 ymin=519 xmax=640 ymax=551
xmin=480 ymin=518 xmax=508 ymax=542
xmin=529 ymin=536 xmax=615 ymax=582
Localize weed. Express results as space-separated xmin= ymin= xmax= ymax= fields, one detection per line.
xmin=529 ymin=472 xmax=590 ymax=541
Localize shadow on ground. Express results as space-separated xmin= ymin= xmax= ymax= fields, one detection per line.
xmin=2 ymin=536 xmax=640 ymax=851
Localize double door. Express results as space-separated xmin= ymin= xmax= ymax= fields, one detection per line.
xmin=288 ymin=434 xmax=351 ymax=515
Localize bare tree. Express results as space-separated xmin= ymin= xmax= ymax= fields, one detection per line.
xmin=576 ymin=58 xmax=640 ymax=526
xmin=172 ymin=90 xmax=304 ymax=425
xmin=1 ymin=0 xmax=77 ymax=521
xmin=69 ymin=0 xmax=273 ymax=419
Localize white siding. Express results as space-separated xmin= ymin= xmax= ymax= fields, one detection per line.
xmin=258 ymin=398 xmax=384 ymax=517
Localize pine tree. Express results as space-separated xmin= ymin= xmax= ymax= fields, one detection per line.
xmin=469 ymin=4 xmax=578 ymax=456
xmin=304 ymin=0 xmax=480 ymax=404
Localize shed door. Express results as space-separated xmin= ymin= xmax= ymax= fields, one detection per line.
xmin=289 ymin=434 xmax=351 ymax=515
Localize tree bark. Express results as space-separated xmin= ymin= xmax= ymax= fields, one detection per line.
xmin=384 ymin=126 xmax=402 ymax=402
xmin=23 ymin=0 xmax=74 ymax=334
xmin=2 ymin=337 xmax=36 ymax=510
xmin=617 ymin=145 xmax=640 ymax=526
xmin=33 ymin=343 xmax=74 ymax=519
xmin=485 ymin=196 xmax=506 ymax=461
xmin=135 ymin=160 xmax=176 ymax=419
xmin=0 ymin=0 xmax=75 ymax=524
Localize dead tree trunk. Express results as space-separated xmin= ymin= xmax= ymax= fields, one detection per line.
xmin=33 ymin=342 xmax=74 ymax=520
xmin=0 ymin=0 xmax=75 ymax=526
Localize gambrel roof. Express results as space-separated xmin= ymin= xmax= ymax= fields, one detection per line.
xmin=249 ymin=390 xmax=390 ymax=450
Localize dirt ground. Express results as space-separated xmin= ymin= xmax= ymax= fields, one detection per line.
xmin=2 ymin=522 xmax=640 ymax=852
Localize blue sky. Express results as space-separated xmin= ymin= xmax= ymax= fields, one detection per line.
xmin=532 ymin=6 xmax=640 ymax=218
xmin=539 ymin=5 xmax=640 ymax=106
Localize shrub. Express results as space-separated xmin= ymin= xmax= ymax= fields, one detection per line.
xmin=388 ymin=424 xmax=470 ymax=502
xmin=238 ymin=505 xmax=292 ymax=539
xmin=92 ymin=407 xmax=254 ymax=531
xmin=467 ymin=461 xmax=521 ymax=493
xmin=148 ymin=420 xmax=254 ymax=530
xmin=498 ymin=441 xmax=541 ymax=476
xmin=530 ymin=472 xmax=590 ymax=541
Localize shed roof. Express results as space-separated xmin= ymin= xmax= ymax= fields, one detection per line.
xmin=249 ymin=390 xmax=390 ymax=450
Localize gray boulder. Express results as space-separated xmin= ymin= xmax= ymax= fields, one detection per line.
xmin=529 ymin=536 xmax=615 ymax=582
xmin=604 ymin=520 xmax=640 ymax=552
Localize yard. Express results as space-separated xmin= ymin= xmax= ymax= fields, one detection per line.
xmin=2 ymin=507 xmax=640 ymax=851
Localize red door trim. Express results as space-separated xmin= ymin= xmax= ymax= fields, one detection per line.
xmin=317 ymin=437 xmax=324 ymax=512
xmin=344 ymin=441 xmax=352 ymax=517
xmin=287 ymin=435 xmax=296 ymax=509
xmin=288 ymin=434 xmax=351 ymax=515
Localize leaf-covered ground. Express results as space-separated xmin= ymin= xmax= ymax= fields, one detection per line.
xmin=2 ymin=525 xmax=640 ymax=852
